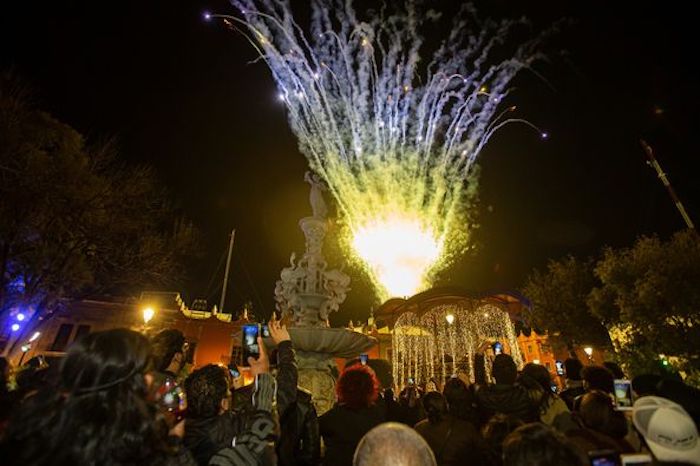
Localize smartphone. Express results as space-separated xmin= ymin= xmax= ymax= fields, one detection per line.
xmin=620 ymin=454 xmax=652 ymax=465
xmin=492 ymin=342 xmax=503 ymax=355
xmin=613 ymin=379 xmax=633 ymax=410
xmin=589 ymin=449 xmax=621 ymax=466
xmin=261 ymin=324 xmax=271 ymax=338
xmin=227 ymin=364 xmax=240 ymax=379
xmin=151 ymin=375 xmax=187 ymax=423
xmin=242 ymin=323 xmax=260 ymax=365
xmin=555 ymin=360 xmax=565 ymax=376
xmin=360 ymin=353 xmax=368 ymax=365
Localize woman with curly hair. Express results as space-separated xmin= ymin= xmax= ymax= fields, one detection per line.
xmin=0 ymin=328 xmax=195 ymax=466
xmin=319 ymin=364 xmax=385 ymax=466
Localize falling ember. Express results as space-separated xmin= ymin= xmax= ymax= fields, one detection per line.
xmin=221 ymin=1 xmax=544 ymax=298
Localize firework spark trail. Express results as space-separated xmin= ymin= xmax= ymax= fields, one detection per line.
xmin=221 ymin=0 xmax=543 ymax=298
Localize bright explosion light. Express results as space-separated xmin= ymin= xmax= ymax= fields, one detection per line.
xmin=352 ymin=215 xmax=443 ymax=298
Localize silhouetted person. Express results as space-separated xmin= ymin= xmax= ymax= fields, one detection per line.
xmin=0 ymin=329 xmax=196 ymax=465
xmin=231 ymin=317 xmax=308 ymax=466
xmin=320 ymin=365 xmax=385 ymax=466
xmin=519 ymin=363 xmax=573 ymax=431
xmin=414 ymin=392 xmax=485 ymax=466
xmin=502 ymin=423 xmax=586 ymax=466
xmin=560 ymin=358 xmax=585 ymax=411
xmin=481 ymin=414 xmax=524 ymax=466
xmin=603 ymin=361 xmax=625 ymax=379
xmin=581 ymin=365 xmax=615 ymax=394
xmin=632 ymin=374 xmax=662 ymax=398
xmin=151 ymin=329 xmax=187 ymax=380
xmin=656 ymin=378 xmax=700 ymax=427
xmin=184 ymin=363 xmax=276 ymax=466
xmin=441 ymin=377 xmax=477 ymax=428
xmin=475 ymin=354 xmax=537 ymax=426
xmin=566 ymin=390 xmax=633 ymax=457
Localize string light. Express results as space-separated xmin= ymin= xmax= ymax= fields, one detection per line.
xmin=393 ymin=304 xmax=524 ymax=384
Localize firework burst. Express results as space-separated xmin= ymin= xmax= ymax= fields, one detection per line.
xmin=215 ymin=1 xmax=543 ymax=299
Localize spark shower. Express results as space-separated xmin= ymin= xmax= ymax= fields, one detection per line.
xmin=216 ymin=1 xmax=543 ymax=299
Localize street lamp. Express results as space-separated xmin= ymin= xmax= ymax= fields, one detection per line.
xmin=445 ymin=313 xmax=455 ymax=325
xmin=29 ymin=331 xmax=41 ymax=342
xmin=583 ymin=346 xmax=594 ymax=358
xmin=142 ymin=307 xmax=155 ymax=325
xmin=18 ymin=344 xmax=31 ymax=366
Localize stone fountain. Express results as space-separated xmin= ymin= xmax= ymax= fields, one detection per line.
xmin=273 ymin=172 xmax=376 ymax=415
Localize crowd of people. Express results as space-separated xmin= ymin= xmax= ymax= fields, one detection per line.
xmin=1 ymin=322 xmax=699 ymax=466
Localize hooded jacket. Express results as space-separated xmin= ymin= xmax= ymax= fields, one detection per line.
xmin=184 ymin=374 xmax=277 ymax=466
xmin=475 ymin=383 xmax=538 ymax=425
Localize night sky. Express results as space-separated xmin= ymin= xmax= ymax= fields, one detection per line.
xmin=2 ymin=1 xmax=698 ymax=324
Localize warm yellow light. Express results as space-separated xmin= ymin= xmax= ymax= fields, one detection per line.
xmin=351 ymin=214 xmax=443 ymax=298
xmin=583 ymin=346 xmax=593 ymax=357
xmin=445 ymin=313 xmax=455 ymax=325
xmin=533 ymin=359 xmax=540 ymax=365
xmin=142 ymin=307 xmax=155 ymax=324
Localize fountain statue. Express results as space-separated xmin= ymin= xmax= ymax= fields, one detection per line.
xmin=274 ymin=175 xmax=376 ymax=414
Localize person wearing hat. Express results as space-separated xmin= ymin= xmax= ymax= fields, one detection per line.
xmin=632 ymin=396 xmax=700 ymax=465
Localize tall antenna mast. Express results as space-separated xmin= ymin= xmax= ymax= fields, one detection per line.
xmin=219 ymin=229 xmax=236 ymax=313
xmin=640 ymin=140 xmax=696 ymax=232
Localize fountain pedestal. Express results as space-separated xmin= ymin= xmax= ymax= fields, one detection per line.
xmin=274 ymin=174 xmax=375 ymax=414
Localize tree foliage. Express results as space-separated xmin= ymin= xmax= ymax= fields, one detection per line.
xmin=589 ymin=230 xmax=700 ymax=373
xmin=0 ymin=72 xmax=199 ymax=323
xmin=523 ymin=256 xmax=611 ymax=353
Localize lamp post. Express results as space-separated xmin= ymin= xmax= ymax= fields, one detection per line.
xmin=18 ymin=344 xmax=31 ymax=366
xmin=583 ymin=346 xmax=594 ymax=362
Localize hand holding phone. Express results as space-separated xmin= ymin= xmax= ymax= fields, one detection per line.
xmin=242 ymin=323 xmax=261 ymax=365
xmin=151 ymin=375 xmax=187 ymax=424
xmin=228 ymin=365 xmax=240 ymax=379
xmin=248 ymin=336 xmax=269 ymax=377
xmin=613 ymin=379 xmax=633 ymax=410
xmin=555 ymin=360 xmax=565 ymax=376
xmin=492 ymin=342 xmax=503 ymax=355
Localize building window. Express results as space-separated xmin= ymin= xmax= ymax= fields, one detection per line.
xmin=73 ymin=325 xmax=91 ymax=343
xmin=527 ymin=344 xmax=533 ymax=354
xmin=50 ymin=323 xmax=74 ymax=352
xmin=545 ymin=362 xmax=551 ymax=370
